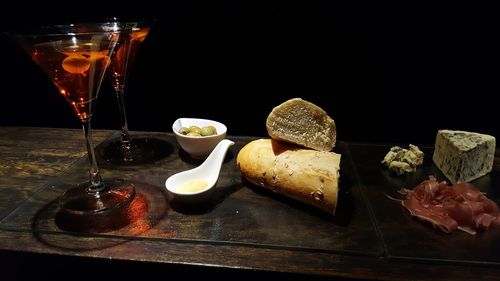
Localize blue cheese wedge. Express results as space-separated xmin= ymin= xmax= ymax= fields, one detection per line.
xmin=432 ymin=130 xmax=496 ymax=184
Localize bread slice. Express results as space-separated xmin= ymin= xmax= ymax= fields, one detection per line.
xmin=266 ymin=98 xmax=336 ymax=151
xmin=237 ymin=139 xmax=341 ymax=215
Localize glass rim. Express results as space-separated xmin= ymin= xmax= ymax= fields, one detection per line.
xmin=7 ymin=21 xmax=142 ymax=37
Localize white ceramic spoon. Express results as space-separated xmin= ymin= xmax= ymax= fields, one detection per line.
xmin=165 ymin=139 xmax=235 ymax=203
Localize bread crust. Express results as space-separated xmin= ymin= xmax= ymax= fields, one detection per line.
xmin=266 ymin=98 xmax=336 ymax=151
xmin=236 ymin=139 xmax=340 ymax=214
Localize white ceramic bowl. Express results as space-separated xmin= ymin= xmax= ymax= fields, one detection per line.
xmin=172 ymin=118 xmax=227 ymax=159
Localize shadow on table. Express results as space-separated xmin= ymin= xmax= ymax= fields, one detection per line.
xmin=31 ymin=181 xmax=169 ymax=251
xmin=244 ymin=177 xmax=354 ymax=227
xmin=169 ymin=182 xmax=243 ymax=215
xmin=95 ymin=135 xmax=174 ymax=168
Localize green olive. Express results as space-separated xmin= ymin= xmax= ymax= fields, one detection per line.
xmin=188 ymin=126 xmax=202 ymax=135
xmin=178 ymin=124 xmax=218 ymax=137
xmin=206 ymin=126 xmax=217 ymax=135
xmin=178 ymin=127 xmax=190 ymax=135
xmin=200 ymin=126 xmax=217 ymax=136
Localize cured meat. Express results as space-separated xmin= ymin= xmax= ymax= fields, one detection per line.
xmin=399 ymin=176 xmax=500 ymax=235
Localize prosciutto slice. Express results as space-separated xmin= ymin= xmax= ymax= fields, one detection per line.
xmin=399 ymin=176 xmax=500 ymax=235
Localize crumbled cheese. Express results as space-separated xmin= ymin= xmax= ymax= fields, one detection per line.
xmin=381 ymin=144 xmax=425 ymax=175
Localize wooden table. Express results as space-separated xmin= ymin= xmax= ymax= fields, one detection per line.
xmin=1 ymin=126 xmax=499 ymax=280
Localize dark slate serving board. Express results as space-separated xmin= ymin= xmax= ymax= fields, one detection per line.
xmin=349 ymin=143 xmax=500 ymax=265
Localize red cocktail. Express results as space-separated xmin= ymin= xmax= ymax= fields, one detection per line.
xmin=15 ymin=23 xmax=140 ymax=232
xmin=99 ymin=21 xmax=170 ymax=165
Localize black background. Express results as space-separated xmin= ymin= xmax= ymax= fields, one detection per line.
xmin=0 ymin=2 xmax=499 ymax=280
xmin=0 ymin=1 xmax=499 ymax=145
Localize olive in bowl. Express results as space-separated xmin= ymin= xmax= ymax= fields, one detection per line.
xmin=172 ymin=118 xmax=227 ymax=159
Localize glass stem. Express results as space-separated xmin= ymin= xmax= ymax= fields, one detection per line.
xmin=82 ymin=121 xmax=104 ymax=192
xmin=116 ymin=86 xmax=131 ymax=145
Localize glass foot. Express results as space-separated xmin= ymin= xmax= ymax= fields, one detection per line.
xmin=56 ymin=179 xmax=143 ymax=233
xmin=96 ymin=137 xmax=172 ymax=165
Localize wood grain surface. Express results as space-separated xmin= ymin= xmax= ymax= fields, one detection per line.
xmin=1 ymin=126 xmax=499 ymax=281
xmin=0 ymin=127 xmax=113 ymax=219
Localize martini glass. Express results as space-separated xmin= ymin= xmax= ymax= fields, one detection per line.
xmin=99 ymin=21 xmax=168 ymax=165
xmin=15 ymin=23 xmax=139 ymax=232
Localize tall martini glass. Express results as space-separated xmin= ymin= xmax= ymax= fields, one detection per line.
xmin=100 ymin=21 xmax=168 ymax=165
xmin=15 ymin=23 xmax=139 ymax=231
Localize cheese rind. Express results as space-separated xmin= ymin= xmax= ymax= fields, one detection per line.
xmin=432 ymin=130 xmax=496 ymax=184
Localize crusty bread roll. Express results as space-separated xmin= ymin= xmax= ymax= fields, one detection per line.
xmin=266 ymin=98 xmax=336 ymax=151
xmin=237 ymin=139 xmax=341 ymax=215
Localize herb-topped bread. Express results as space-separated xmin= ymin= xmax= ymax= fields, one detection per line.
xmin=237 ymin=139 xmax=341 ymax=214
